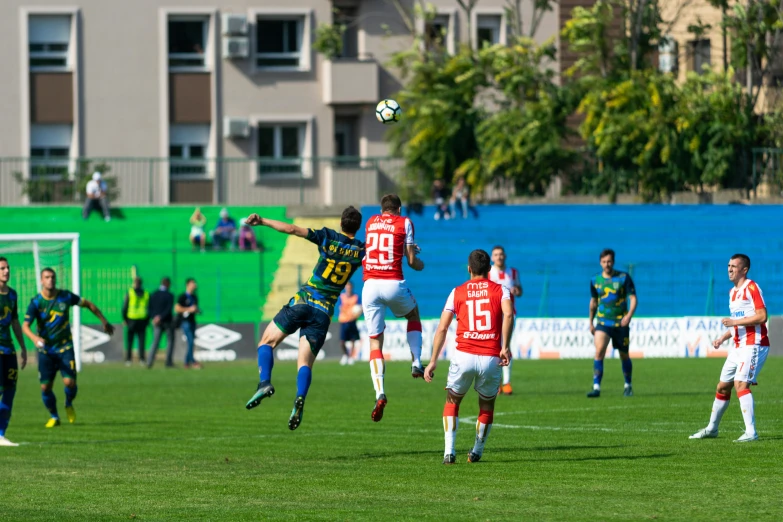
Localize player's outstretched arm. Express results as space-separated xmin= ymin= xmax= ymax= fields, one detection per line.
xmin=246 ymin=214 xmax=308 ymax=238
xmin=424 ymin=311 xmax=453 ymax=383
xmin=405 ymin=244 xmax=424 ymax=271
xmin=80 ymin=299 xmax=115 ymax=335
xmin=500 ymin=299 xmax=514 ymax=367
xmin=11 ymin=318 xmax=27 ymax=369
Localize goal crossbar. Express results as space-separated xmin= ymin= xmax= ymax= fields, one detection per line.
xmin=0 ymin=233 xmax=82 ymax=371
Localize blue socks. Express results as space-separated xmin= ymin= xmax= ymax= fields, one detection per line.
xmin=0 ymin=387 xmax=16 ymax=437
xmin=622 ymin=358 xmax=633 ymax=385
xmin=593 ymin=360 xmax=604 ymax=387
xmin=257 ymin=344 xmax=274 ymax=383
xmin=65 ymin=385 xmax=78 ymax=407
xmin=296 ymin=366 xmax=312 ymax=399
xmin=42 ymin=389 xmax=58 ymax=418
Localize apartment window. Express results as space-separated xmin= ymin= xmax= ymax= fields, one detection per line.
xmin=169 ymin=17 xmax=208 ymax=69
xmin=29 ymin=15 xmax=71 ymax=70
xmin=425 ymin=15 xmax=451 ymax=52
xmin=689 ymin=39 xmax=711 ymax=74
xmin=170 ymin=124 xmax=209 ymax=176
xmin=256 ymin=18 xmax=304 ymax=68
xmin=658 ymin=37 xmax=678 ymax=74
xmin=30 ymin=124 xmax=71 ymax=176
xmin=477 ymin=15 xmax=502 ymax=48
xmin=335 ymin=116 xmax=359 ymax=167
xmin=334 ymin=7 xmax=358 ymax=59
xmin=258 ymin=124 xmax=304 ymax=175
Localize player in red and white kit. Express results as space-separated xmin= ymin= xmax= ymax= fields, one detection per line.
xmin=489 ymin=245 xmax=522 ymax=395
xmin=690 ymin=254 xmax=770 ymax=443
xmin=424 ymin=249 xmax=514 ymax=464
xmin=362 ymin=194 xmax=425 ymax=422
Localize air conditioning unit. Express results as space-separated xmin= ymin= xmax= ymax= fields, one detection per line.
xmin=222 ymin=14 xmax=248 ymax=35
xmin=224 ymin=117 xmax=250 ymax=139
xmin=222 ymin=37 xmax=249 ymax=59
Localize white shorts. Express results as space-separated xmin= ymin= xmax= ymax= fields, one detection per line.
xmin=361 ymin=279 xmax=417 ymax=337
xmin=719 ymin=345 xmax=769 ymax=384
xmin=446 ymin=349 xmax=501 ymax=399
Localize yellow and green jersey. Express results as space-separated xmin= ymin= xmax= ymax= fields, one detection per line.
xmin=590 ymin=271 xmax=636 ymax=327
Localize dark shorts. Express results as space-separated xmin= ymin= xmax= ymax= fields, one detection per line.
xmin=273 ymin=303 xmax=331 ymax=355
xmin=596 ymin=324 xmax=630 ymax=352
xmin=38 ymin=350 xmax=77 ymax=384
xmin=0 ymin=353 xmax=19 ymax=392
xmin=340 ymin=322 xmax=360 ymax=342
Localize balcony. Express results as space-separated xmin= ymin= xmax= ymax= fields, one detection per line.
xmin=322 ymin=57 xmax=379 ymax=105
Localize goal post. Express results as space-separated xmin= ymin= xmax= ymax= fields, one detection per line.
xmin=0 ymin=233 xmax=82 ymax=371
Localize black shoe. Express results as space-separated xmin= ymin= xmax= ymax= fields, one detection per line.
xmin=288 ymin=396 xmax=305 ymax=431
xmin=443 ymin=454 xmax=456 ymax=465
xmin=411 ymin=364 xmax=425 ymax=379
xmin=246 ymin=381 xmax=275 ymax=410
xmin=467 ymin=452 xmax=482 ymax=463
xmin=371 ymin=394 xmax=387 ymax=422
xmin=623 ymin=386 xmax=633 ymax=397
xmin=586 ymin=389 xmax=601 ymax=398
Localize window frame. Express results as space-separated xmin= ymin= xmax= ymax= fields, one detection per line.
xmin=28 ymin=14 xmax=73 ymax=72
xmin=169 ymin=124 xmax=210 ymax=178
xmin=168 ymin=15 xmax=210 ymax=72
xmin=250 ymin=115 xmax=313 ymax=180
xmin=689 ymin=39 xmax=711 ymax=75
xmin=416 ymin=9 xmax=457 ymax=55
xmin=471 ymin=10 xmax=506 ymax=50
xmin=250 ymin=8 xmax=312 ymax=73
xmin=29 ymin=124 xmax=73 ymax=179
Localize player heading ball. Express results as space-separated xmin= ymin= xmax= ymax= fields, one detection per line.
xmin=424 ymin=249 xmax=514 ymax=465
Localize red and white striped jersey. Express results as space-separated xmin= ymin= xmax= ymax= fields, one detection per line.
xmin=444 ymin=279 xmax=510 ymax=357
xmin=363 ymin=213 xmax=414 ymax=281
xmin=729 ymin=279 xmax=769 ymax=347
xmin=489 ymin=265 xmax=520 ymax=314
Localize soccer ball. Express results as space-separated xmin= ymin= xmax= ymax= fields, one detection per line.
xmin=376 ymin=99 xmax=402 ymax=124
xmin=351 ymin=304 xmax=363 ymax=319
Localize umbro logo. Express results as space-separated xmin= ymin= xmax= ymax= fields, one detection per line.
xmin=194 ymin=324 xmax=242 ymax=351
xmin=80 ymin=325 xmax=110 ymax=351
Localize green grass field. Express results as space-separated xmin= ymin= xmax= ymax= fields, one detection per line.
xmin=3 ymin=358 xmax=782 ymax=521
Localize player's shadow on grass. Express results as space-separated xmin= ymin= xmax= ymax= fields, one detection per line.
xmin=337 ymin=445 xmax=627 ymax=460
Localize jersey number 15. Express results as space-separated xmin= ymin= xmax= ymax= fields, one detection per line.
xmin=466 ymin=299 xmax=491 ymax=331
xmin=366 ymin=233 xmax=394 ymax=265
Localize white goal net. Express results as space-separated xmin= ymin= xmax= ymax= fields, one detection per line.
xmin=0 ymin=233 xmax=81 ymax=371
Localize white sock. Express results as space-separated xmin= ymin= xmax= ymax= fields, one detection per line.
xmin=502 ymin=361 xmax=512 ymax=385
xmin=707 ymin=393 xmax=730 ymax=432
xmin=407 ymin=329 xmax=422 ymax=367
xmin=443 ymin=404 xmax=458 ymax=456
xmin=370 ymin=352 xmax=386 ymax=399
xmin=738 ymin=390 xmax=756 ymax=435
xmin=472 ymin=418 xmax=493 ymax=456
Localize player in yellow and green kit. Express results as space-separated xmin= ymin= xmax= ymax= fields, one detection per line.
xmin=22 ymin=268 xmax=114 ymax=427
xmin=587 ymin=249 xmax=637 ymax=398
xmin=244 ymin=207 xmax=365 ymax=431
xmin=0 ymin=257 xmax=28 ymax=446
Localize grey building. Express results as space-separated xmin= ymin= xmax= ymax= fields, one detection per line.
xmin=0 ymin=0 xmax=569 ymax=206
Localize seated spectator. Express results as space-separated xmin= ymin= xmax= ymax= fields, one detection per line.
xmin=432 ymin=179 xmax=451 ymax=221
xmin=450 ymin=177 xmax=479 ymax=219
xmin=210 ymin=208 xmax=237 ymax=250
xmin=237 ymin=218 xmax=258 ymax=251
xmin=82 ymin=172 xmax=111 ymax=222
xmin=189 ymin=208 xmax=207 ymax=252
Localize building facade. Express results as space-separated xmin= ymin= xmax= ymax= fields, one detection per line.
xmin=0 ymin=0 xmax=575 ymax=206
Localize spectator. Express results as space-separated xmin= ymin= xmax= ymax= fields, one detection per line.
xmin=175 ymin=278 xmax=201 ymax=370
xmin=82 ymin=172 xmax=111 ymax=222
xmin=210 ymin=208 xmax=237 ymax=250
xmin=336 ymin=281 xmax=361 ymax=366
xmin=121 ymin=277 xmax=149 ymax=366
xmin=237 ymin=218 xmax=259 ymax=251
xmin=189 ymin=208 xmax=207 ymax=252
xmin=432 ymin=179 xmax=451 ymax=220
xmin=450 ymin=177 xmax=479 ymax=219
xmin=146 ymin=277 xmax=176 ymax=369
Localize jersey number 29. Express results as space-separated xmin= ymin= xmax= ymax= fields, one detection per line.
xmin=466 ymin=299 xmax=491 ymax=331
xmin=366 ymin=233 xmax=394 ymax=265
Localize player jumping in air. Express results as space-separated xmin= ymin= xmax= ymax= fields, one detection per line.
xmin=489 ymin=245 xmax=522 ymax=395
xmin=587 ymin=249 xmax=637 ymax=398
xmin=690 ymin=254 xmax=769 ymax=442
xmin=0 ymin=258 xmax=28 ymax=446
xmin=424 ymin=249 xmax=513 ymax=464
xmin=244 ymin=207 xmax=364 ymax=430
xmin=22 ymin=268 xmax=113 ymax=427
xmin=362 ymin=194 xmax=425 ymax=422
